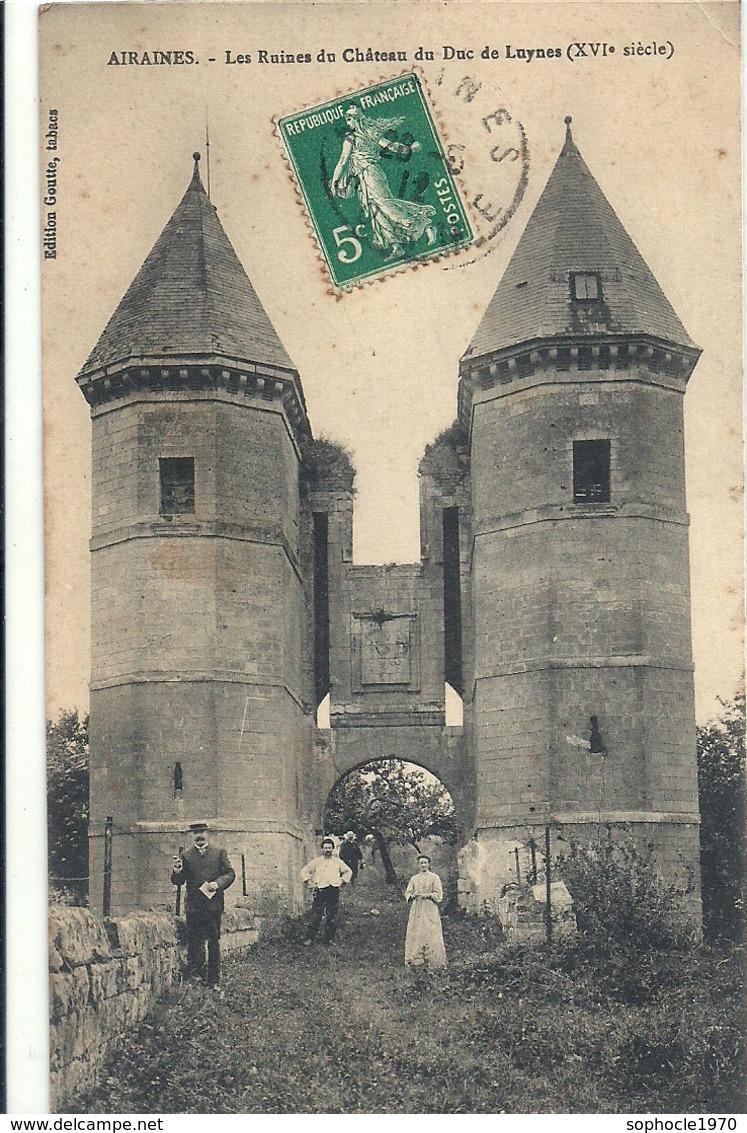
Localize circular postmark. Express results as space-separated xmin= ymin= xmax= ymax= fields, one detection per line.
xmin=423 ymin=67 xmax=530 ymax=270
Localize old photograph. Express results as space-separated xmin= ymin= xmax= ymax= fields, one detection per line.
xmin=37 ymin=0 xmax=743 ymax=1115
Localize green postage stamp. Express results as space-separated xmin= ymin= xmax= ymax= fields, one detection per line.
xmin=277 ymin=73 xmax=474 ymax=290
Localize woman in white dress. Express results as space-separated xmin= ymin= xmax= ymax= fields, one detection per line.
xmin=404 ymin=854 xmax=447 ymax=968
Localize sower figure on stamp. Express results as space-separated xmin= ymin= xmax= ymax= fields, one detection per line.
xmin=330 ymin=106 xmax=437 ymax=260
xmin=171 ymin=822 xmax=236 ymax=989
xmin=301 ymin=835 xmax=352 ymax=947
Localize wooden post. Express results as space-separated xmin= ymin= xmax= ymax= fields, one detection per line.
xmin=529 ymin=837 xmax=538 ymax=885
xmin=103 ymin=816 xmax=113 ymax=918
xmin=514 ymin=846 xmax=521 ymax=886
xmin=241 ymin=853 xmax=247 ymax=897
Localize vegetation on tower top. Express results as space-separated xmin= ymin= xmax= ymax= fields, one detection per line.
xmin=300 ymin=434 xmax=356 ymax=494
xmin=419 ymin=420 xmax=470 ymax=492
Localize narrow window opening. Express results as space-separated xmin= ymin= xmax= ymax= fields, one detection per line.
xmin=313 ymin=513 xmax=331 ymax=708
xmin=159 ymin=457 xmax=195 ymax=515
xmin=443 ymin=507 xmax=463 ymax=697
xmin=445 ymin=682 xmax=464 ymax=726
xmin=573 ymin=440 xmax=611 ymax=503
xmin=316 ymin=692 xmax=331 ymax=729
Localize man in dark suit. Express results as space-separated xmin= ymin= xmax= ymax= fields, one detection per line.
xmin=339 ymin=830 xmax=364 ymax=884
xmin=171 ymin=822 xmax=236 ymax=989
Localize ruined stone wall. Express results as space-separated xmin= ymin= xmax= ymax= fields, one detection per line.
xmin=49 ymin=906 xmax=261 ymax=1111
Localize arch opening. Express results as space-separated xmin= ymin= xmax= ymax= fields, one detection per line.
xmin=322 ymin=758 xmax=459 ymax=901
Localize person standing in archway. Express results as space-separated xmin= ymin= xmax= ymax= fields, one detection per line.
xmin=301 ymin=835 xmax=352 ymax=947
xmin=404 ymin=853 xmax=447 ymax=968
xmin=339 ymin=830 xmax=364 ymax=885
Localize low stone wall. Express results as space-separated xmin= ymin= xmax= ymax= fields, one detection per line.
xmin=49 ymin=905 xmax=261 ymax=1111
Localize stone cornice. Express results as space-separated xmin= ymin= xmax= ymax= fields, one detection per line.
xmin=471 ymin=501 xmax=689 ymax=539
xmin=90 ymin=519 xmax=304 ymax=584
xmin=472 ymin=657 xmax=695 ymax=686
xmin=77 ymin=355 xmax=310 ymax=446
xmin=330 ymin=709 xmax=445 ymax=729
xmin=90 ymin=675 xmax=307 ymax=710
xmin=478 ymin=811 xmax=700 ymax=829
xmin=90 ymin=819 xmax=309 ymax=839
xmin=458 ymin=335 xmax=700 ymax=426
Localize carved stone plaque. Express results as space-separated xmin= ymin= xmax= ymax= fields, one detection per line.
xmin=360 ymin=617 xmax=412 ymax=685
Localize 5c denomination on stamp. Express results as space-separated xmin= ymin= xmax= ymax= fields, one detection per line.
xmin=276 ymin=73 xmax=474 ymax=290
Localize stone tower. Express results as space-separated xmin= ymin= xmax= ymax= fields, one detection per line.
xmin=459 ymin=119 xmax=702 ymax=905
xmin=77 ymin=156 xmax=315 ymax=915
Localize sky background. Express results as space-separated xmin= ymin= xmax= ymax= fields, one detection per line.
xmin=39 ymin=1 xmax=744 ymax=724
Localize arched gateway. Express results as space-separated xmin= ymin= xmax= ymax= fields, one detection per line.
xmin=78 ymin=126 xmax=702 ymax=922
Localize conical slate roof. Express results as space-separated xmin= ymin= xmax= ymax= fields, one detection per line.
xmin=80 ymin=155 xmax=295 ymax=376
xmin=465 ymin=120 xmax=696 ymax=362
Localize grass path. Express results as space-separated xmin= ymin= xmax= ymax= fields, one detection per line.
xmin=80 ymin=870 xmax=530 ymax=1113
xmin=77 ymin=868 xmax=744 ymax=1114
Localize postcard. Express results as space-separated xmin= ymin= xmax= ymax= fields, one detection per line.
xmin=38 ymin=0 xmax=743 ymax=1115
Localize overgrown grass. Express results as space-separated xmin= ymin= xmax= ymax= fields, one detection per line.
xmin=76 ymin=876 xmax=745 ymax=1114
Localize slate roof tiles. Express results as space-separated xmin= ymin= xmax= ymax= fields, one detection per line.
xmin=80 ymin=156 xmax=295 ymax=376
xmin=465 ymin=121 xmax=697 ymax=362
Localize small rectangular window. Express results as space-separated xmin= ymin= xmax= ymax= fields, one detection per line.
xmin=159 ymin=457 xmax=195 ymax=515
xmin=571 ymin=272 xmax=602 ymax=301
xmin=573 ymin=440 xmax=610 ymax=503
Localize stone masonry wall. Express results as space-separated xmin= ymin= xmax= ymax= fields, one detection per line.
xmin=467 ymin=366 xmax=699 ymax=889
xmin=87 ymin=389 xmax=310 ymax=917
xmin=49 ymin=906 xmax=261 ymax=1111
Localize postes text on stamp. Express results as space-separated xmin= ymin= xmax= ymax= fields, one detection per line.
xmin=277 ymin=73 xmax=474 ymax=290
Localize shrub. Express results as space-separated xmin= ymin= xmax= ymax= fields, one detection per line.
xmin=556 ymin=831 xmax=688 ymax=959
xmin=300 ymin=435 xmax=356 ymax=494
xmin=698 ymin=693 xmax=746 ymax=942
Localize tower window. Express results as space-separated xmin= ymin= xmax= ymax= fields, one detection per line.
xmin=573 ymin=440 xmax=610 ymax=503
xmin=570 ymin=272 xmax=602 ymax=301
xmin=159 ymin=457 xmax=195 ymax=515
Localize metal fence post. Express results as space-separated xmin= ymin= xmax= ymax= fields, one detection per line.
xmin=545 ymin=824 xmax=552 ymax=946
xmin=175 ymin=845 xmax=184 ymax=916
xmin=103 ymin=816 xmax=113 ymax=918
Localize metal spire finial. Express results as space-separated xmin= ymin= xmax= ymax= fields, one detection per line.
xmin=564 ymin=116 xmax=573 ymax=143
xmin=205 ymin=110 xmax=211 ymax=200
